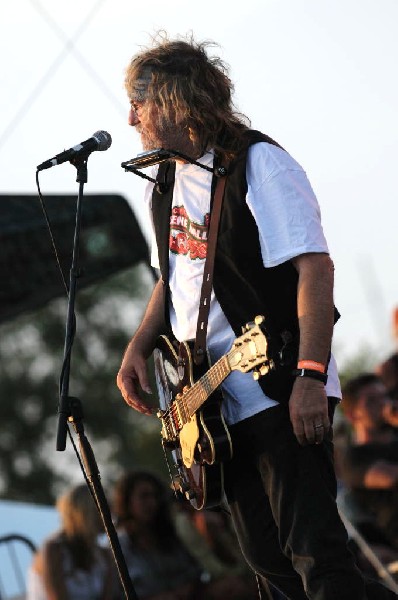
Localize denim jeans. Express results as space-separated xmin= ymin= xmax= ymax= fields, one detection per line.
xmin=223 ymin=401 xmax=397 ymax=600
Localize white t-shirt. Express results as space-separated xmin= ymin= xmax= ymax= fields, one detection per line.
xmin=147 ymin=142 xmax=341 ymax=425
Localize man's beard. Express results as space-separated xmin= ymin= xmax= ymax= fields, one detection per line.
xmin=138 ymin=119 xmax=198 ymax=158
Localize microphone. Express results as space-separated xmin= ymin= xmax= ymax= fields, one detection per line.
xmin=37 ymin=130 xmax=112 ymax=171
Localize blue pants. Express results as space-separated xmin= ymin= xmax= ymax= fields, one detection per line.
xmin=223 ymin=401 xmax=396 ymax=600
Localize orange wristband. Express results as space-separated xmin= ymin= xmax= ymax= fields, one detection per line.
xmin=297 ymin=360 xmax=326 ymax=373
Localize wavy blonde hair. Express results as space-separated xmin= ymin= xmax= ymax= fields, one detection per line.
xmin=125 ymin=32 xmax=250 ymax=157
xmin=57 ymin=483 xmax=101 ymax=541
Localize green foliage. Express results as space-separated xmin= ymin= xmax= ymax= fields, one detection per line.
xmin=0 ymin=264 xmax=166 ymax=505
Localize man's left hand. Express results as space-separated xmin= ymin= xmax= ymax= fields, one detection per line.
xmin=289 ymin=377 xmax=330 ymax=445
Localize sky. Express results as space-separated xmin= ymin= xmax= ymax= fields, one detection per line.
xmin=1 ymin=0 xmax=398 ymax=367
xmin=0 ymin=500 xmax=58 ymax=596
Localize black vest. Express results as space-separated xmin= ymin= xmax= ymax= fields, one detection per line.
xmin=151 ymin=130 xmax=335 ymax=402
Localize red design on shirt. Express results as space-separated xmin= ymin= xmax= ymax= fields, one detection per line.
xmin=169 ymin=206 xmax=209 ymax=260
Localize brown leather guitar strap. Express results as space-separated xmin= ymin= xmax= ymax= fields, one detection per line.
xmin=193 ymin=160 xmax=229 ymax=365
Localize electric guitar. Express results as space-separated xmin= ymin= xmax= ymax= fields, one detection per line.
xmin=154 ymin=316 xmax=271 ymax=509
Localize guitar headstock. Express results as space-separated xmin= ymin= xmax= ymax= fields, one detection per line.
xmin=228 ymin=316 xmax=272 ymax=378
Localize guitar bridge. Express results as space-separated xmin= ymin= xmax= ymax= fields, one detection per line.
xmin=158 ymin=409 xmax=179 ymax=444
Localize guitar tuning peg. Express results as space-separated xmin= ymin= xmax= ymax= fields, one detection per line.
xmin=253 ymin=364 xmax=270 ymax=381
xmin=259 ymin=364 xmax=270 ymax=376
xmin=255 ymin=315 xmax=265 ymax=325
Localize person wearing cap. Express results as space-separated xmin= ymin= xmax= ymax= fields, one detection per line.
xmin=117 ymin=33 xmax=397 ymax=599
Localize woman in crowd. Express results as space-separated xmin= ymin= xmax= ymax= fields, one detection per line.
xmin=112 ymin=470 xmax=205 ymax=600
xmin=27 ymin=482 xmax=117 ymax=600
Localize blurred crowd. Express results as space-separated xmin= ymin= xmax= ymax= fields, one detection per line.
xmin=26 ymin=471 xmax=258 ymax=600
xmin=25 ymin=352 xmax=398 ymax=600
xmin=334 ymin=352 xmax=398 ymax=584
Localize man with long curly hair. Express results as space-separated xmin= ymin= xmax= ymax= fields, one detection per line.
xmin=117 ymin=33 xmax=397 ymax=599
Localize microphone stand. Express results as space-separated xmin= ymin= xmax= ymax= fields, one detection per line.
xmin=55 ymin=155 xmax=138 ymax=600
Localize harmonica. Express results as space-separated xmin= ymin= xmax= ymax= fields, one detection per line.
xmin=121 ymin=148 xmax=174 ymax=170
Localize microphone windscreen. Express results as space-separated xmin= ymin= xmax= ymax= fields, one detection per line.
xmin=93 ymin=130 xmax=112 ymax=151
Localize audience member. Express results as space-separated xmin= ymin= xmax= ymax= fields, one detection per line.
xmin=112 ymin=470 xmax=204 ymax=600
xmin=27 ymin=483 xmax=117 ymax=600
xmin=172 ymin=495 xmax=258 ymax=599
xmin=340 ymin=373 xmax=398 ymax=557
xmin=377 ymin=353 xmax=398 ymax=401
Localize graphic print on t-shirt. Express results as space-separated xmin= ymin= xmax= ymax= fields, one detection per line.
xmin=169 ymin=205 xmax=209 ymax=260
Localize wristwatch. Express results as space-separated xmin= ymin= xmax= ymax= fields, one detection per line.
xmin=292 ymin=368 xmax=328 ymax=384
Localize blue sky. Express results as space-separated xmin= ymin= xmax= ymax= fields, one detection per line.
xmin=0 ymin=499 xmax=58 ymax=595
xmin=2 ymin=0 xmax=398 ymax=364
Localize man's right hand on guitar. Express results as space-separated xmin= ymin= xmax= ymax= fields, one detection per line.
xmin=117 ymin=278 xmax=166 ymax=416
xmin=116 ymin=340 xmax=154 ymax=416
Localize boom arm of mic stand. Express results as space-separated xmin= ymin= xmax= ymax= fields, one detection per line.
xmin=56 ymin=163 xmax=86 ymax=451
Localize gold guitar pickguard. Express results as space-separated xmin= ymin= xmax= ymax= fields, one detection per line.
xmin=179 ymin=415 xmax=199 ymax=468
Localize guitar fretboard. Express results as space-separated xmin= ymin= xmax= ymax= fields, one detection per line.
xmin=162 ymin=353 xmax=233 ymax=438
xmin=160 ymin=324 xmax=267 ymax=436
xmin=183 ymin=353 xmax=232 ymax=417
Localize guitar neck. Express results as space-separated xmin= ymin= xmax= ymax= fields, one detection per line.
xmin=184 ymin=354 xmax=232 ymax=417
xmin=159 ymin=322 xmax=267 ymax=438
